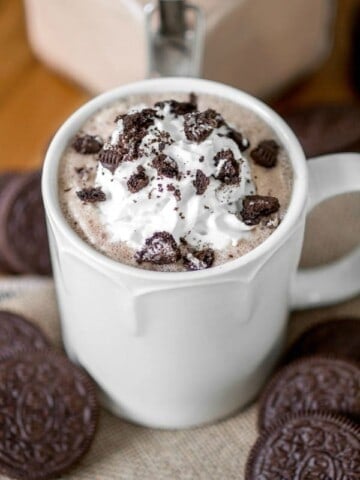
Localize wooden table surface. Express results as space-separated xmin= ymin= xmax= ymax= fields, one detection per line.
xmin=0 ymin=0 xmax=359 ymax=172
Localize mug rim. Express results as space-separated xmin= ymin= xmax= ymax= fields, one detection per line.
xmin=42 ymin=77 xmax=308 ymax=281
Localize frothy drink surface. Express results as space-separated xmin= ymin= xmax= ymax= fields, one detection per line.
xmin=59 ymin=93 xmax=293 ymax=271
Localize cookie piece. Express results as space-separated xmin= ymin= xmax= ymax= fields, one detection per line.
xmin=183 ymin=248 xmax=214 ymax=271
xmin=98 ymin=149 xmax=122 ymax=174
xmin=135 ymin=231 xmax=180 ymax=265
xmin=283 ymin=318 xmax=360 ymax=364
xmin=76 ymin=187 xmax=106 ymax=203
xmin=72 ymin=134 xmax=103 ymax=154
xmin=152 ymin=154 xmax=179 ymax=179
xmin=0 ymin=349 xmax=98 ymax=480
xmin=193 ymin=169 xmax=210 ymax=195
xmin=184 ymin=109 xmax=224 ymax=143
xmin=0 ymin=311 xmax=49 ymax=356
xmin=246 ymin=413 xmax=360 ymax=480
xmin=0 ymin=173 xmax=19 ymax=272
xmin=241 ymin=195 xmax=280 ymax=226
xmin=283 ymin=104 xmax=360 ymax=157
xmin=250 ymin=140 xmax=279 ymax=168
xmin=0 ymin=171 xmax=51 ymax=275
xmin=258 ymin=356 xmax=360 ymax=431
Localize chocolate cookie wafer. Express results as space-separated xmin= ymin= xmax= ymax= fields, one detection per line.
xmin=246 ymin=413 xmax=360 ymax=480
xmin=0 ymin=170 xmax=51 ymax=275
xmin=0 ymin=310 xmax=49 ymax=357
xmin=283 ymin=318 xmax=360 ymax=364
xmin=283 ymin=104 xmax=360 ymax=157
xmin=0 ymin=172 xmax=19 ymax=272
xmin=258 ymin=356 xmax=360 ymax=430
xmin=0 ymin=349 xmax=98 ymax=480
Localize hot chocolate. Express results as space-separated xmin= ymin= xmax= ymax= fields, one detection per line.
xmin=58 ymin=93 xmax=292 ymax=271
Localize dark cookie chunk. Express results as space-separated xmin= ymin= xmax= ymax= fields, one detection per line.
xmin=76 ymin=187 xmax=106 ymax=203
xmin=250 ymin=139 xmax=279 ymax=168
xmin=0 ymin=311 xmax=49 ymax=356
xmin=217 ymin=159 xmax=240 ymax=185
xmin=152 ymin=154 xmax=179 ymax=178
xmin=98 ymin=148 xmax=122 ymax=173
xmin=214 ymin=150 xmax=240 ymax=184
xmin=135 ymin=232 xmax=180 ymax=265
xmin=246 ymin=413 xmax=360 ymax=480
xmin=72 ymin=134 xmax=103 ymax=154
xmin=0 ymin=350 xmax=98 ymax=480
xmin=213 ymin=149 xmax=234 ymax=166
xmin=227 ymin=128 xmax=250 ymax=152
xmin=0 ymin=173 xmax=19 ymax=272
xmin=115 ymin=108 xmax=156 ymax=159
xmin=258 ymin=356 xmax=360 ymax=431
xmin=241 ymin=195 xmax=280 ymax=225
xmin=282 ymin=104 xmax=360 ymax=157
xmin=0 ymin=171 xmax=51 ymax=275
xmin=127 ymin=166 xmax=149 ymax=193
xmin=184 ymin=109 xmax=224 ymax=143
xmin=283 ymin=318 xmax=360 ymax=364
xmin=155 ymin=94 xmax=197 ymax=117
xmin=193 ymin=169 xmax=210 ymax=195
xmin=183 ymin=248 xmax=214 ymax=271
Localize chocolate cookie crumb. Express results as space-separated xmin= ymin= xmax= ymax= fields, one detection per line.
xmin=184 ymin=109 xmax=224 ymax=143
xmin=241 ymin=195 xmax=280 ymax=225
xmin=135 ymin=232 xmax=180 ymax=265
xmin=183 ymin=248 xmax=214 ymax=271
xmin=227 ymin=128 xmax=250 ymax=152
xmin=76 ymin=187 xmax=106 ymax=203
xmin=214 ymin=150 xmax=240 ymax=184
xmin=250 ymin=139 xmax=279 ymax=168
xmin=155 ymin=94 xmax=197 ymax=117
xmin=193 ymin=169 xmax=210 ymax=194
xmin=72 ymin=134 xmax=103 ymax=154
xmin=127 ymin=166 xmax=149 ymax=193
xmin=98 ymin=149 xmax=122 ymax=173
xmin=152 ymin=154 xmax=179 ymax=178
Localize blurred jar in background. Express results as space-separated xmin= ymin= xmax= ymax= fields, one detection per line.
xmin=23 ymin=0 xmax=335 ymax=98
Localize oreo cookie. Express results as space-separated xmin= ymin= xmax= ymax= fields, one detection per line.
xmin=258 ymin=356 xmax=360 ymax=431
xmin=0 ymin=311 xmax=49 ymax=356
xmin=0 ymin=349 xmax=98 ymax=480
xmin=283 ymin=318 xmax=360 ymax=364
xmin=246 ymin=413 xmax=360 ymax=480
xmin=0 ymin=172 xmax=18 ymax=272
xmin=0 ymin=171 xmax=51 ymax=275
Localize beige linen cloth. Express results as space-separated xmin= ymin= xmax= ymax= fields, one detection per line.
xmin=0 ymin=194 xmax=359 ymax=480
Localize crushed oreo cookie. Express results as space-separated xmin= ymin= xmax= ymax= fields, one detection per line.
xmin=214 ymin=150 xmax=240 ymax=185
xmin=72 ymin=134 xmax=103 ymax=154
xmin=241 ymin=195 xmax=280 ymax=225
xmin=227 ymin=128 xmax=250 ymax=152
xmin=183 ymin=248 xmax=215 ymax=271
xmin=152 ymin=154 xmax=179 ymax=178
xmin=135 ymin=231 xmax=180 ymax=265
xmin=193 ymin=169 xmax=210 ymax=195
xmin=127 ymin=166 xmax=149 ymax=193
xmin=76 ymin=187 xmax=106 ymax=203
xmin=98 ymin=149 xmax=122 ymax=173
xmin=115 ymin=108 xmax=156 ymax=160
xmin=155 ymin=94 xmax=197 ymax=117
xmin=250 ymin=139 xmax=279 ymax=168
xmin=184 ymin=109 xmax=224 ymax=143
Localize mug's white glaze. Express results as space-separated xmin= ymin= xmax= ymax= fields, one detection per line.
xmin=43 ymin=78 xmax=308 ymax=428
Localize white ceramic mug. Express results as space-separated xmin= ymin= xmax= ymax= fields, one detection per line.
xmin=42 ymin=78 xmax=360 ymax=429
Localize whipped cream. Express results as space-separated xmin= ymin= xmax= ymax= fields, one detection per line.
xmin=95 ymin=101 xmax=255 ymax=251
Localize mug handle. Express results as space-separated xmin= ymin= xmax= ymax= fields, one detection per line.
xmin=291 ymin=153 xmax=360 ymax=310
